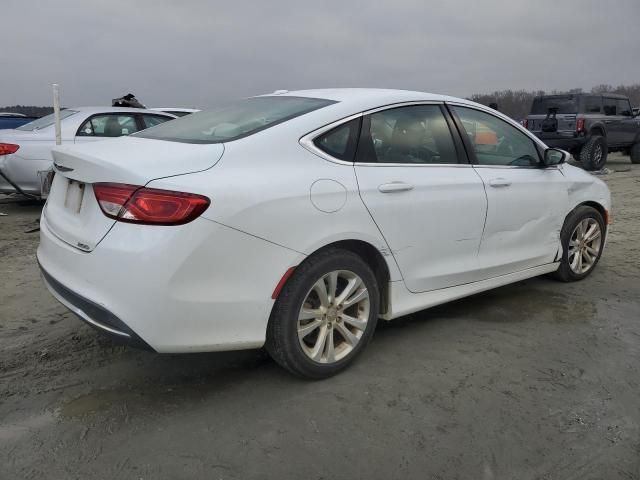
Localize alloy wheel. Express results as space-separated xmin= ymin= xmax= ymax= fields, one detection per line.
xmin=297 ymin=270 xmax=370 ymax=364
xmin=568 ymin=218 xmax=602 ymax=274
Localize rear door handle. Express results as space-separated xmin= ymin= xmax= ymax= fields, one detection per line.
xmin=378 ymin=182 xmax=414 ymax=193
xmin=488 ymin=178 xmax=512 ymax=188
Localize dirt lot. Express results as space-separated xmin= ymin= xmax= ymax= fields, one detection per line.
xmin=1 ymin=154 xmax=639 ymax=480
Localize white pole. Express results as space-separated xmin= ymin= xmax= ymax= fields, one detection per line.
xmin=52 ymin=84 xmax=61 ymax=146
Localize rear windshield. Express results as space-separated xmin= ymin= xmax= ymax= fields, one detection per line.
xmin=531 ymin=96 xmax=578 ymax=115
xmin=135 ymin=96 xmax=336 ymax=144
xmin=16 ymin=110 xmax=78 ymax=131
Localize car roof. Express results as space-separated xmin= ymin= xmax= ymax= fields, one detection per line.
xmin=245 ymin=88 xmax=525 ymax=143
xmin=262 ymin=88 xmax=471 ymax=109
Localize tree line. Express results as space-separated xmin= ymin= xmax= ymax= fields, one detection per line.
xmin=0 ymin=105 xmax=53 ymax=117
xmin=2 ymin=83 xmax=640 ymax=120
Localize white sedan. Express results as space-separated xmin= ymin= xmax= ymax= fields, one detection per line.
xmin=0 ymin=107 xmax=176 ymax=197
xmin=37 ymin=89 xmax=611 ymax=378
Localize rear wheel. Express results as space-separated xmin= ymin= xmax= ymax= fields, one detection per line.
xmin=552 ymin=206 xmax=605 ymax=282
xmin=630 ymin=142 xmax=640 ymax=164
xmin=266 ymin=248 xmax=379 ymax=379
xmin=580 ymin=135 xmax=608 ymax=170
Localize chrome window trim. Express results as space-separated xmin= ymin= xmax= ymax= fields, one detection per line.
xmin=355 ymin=162 xmax=472 ymax=168
xmin=299 ymin=101 xmax=468 ymax=167
xmin=472 ymin=164 xmax=560 ymax=170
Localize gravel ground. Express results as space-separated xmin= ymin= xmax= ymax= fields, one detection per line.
xmin=1 ymin=154 xmax=639 ymax=480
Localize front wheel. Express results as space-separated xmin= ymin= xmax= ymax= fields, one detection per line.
xmin=552 ymin=206 xmax=605 ymax=282
xmin=266 ymin=248 xmax=380 ymax=379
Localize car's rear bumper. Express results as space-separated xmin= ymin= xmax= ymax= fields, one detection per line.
xmin=39 ymin=263 xmax=154 ymax=350
xmin=37 ymin=214 xmax=302 ymax=353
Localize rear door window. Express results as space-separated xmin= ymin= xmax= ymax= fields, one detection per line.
xmin=77 ymin=114 xmax=139 ymax=137
xmin=356 ymin=105 xmax=459 ymax=164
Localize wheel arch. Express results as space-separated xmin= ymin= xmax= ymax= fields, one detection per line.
xmin=277 ymin=239 xmax=393 ymax=316
xmin=322 ymin=240 xmax=391 ymax=315
xmin=589 ymin=124 xmax=606 ymax=138
xmin=565 ymin=201 xmax=609 ymax=229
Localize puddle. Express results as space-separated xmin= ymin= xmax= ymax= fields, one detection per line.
xmin=60 ymin=351 xmax=272 ymax=419
xmin=61 ymin=390 xmax=146 ymax=418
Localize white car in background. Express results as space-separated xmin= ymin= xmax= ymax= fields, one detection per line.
xmin=38 ymin=89 xmax=611 ymax=378
xmin=0 ymin=107 xmax=176 ymax=197
xmin=151 ymin=107 xmax=200 ymax=117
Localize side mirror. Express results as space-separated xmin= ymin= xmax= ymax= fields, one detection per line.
xmin=543 ymin=148 xmax=568 ymax=167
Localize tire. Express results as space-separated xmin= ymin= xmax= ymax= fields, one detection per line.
xmin=631 ymin=143 xmax=640 ymax=164
xmin=266 ymin=248 xmax=380 ymax=379
xmin=579 ymin=135 xmax=608 ymax=170
xmin=552 ymin=206 xmax=605 ymax=282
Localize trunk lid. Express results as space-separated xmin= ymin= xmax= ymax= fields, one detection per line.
xmin=44 ymin=137 xmax=223 ymax=252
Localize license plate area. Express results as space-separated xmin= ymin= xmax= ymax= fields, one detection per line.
xmin=64 ymin=180 xmax=85 ymax=214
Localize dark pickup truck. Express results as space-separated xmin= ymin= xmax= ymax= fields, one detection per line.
xmin=524 ymin=93 xmax=640 ymax=170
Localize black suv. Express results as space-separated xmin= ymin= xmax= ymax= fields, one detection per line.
xmin=524 ymin=93 xmax=640 ymax=170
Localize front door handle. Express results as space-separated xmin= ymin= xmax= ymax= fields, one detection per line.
xmin=378 ymin=182 xmax=414 ymax=193
xmin=488 ymin=178 xmax=512 ymax=188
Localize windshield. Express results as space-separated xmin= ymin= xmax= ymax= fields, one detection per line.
xmin=16 ymin=110 xmax=78 ymax=131
xmin=135 ymin=96 xmax=336 ymax=144
xmin=531 ymin=96 xmax=578 ymax=115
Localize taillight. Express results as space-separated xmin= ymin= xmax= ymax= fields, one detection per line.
xmin=576 ymin=118 xmax=585 ymax=132
xmin=0 ymin=143 xmax=19 ymax=156
xmin=521 ymin=119 xmax=529 ymax=129
xmin=93 ymin=183 xmax=210 ymax=225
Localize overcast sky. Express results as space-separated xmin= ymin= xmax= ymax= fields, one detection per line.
xmin=1 ymin=0 xmax=639 ymax=108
